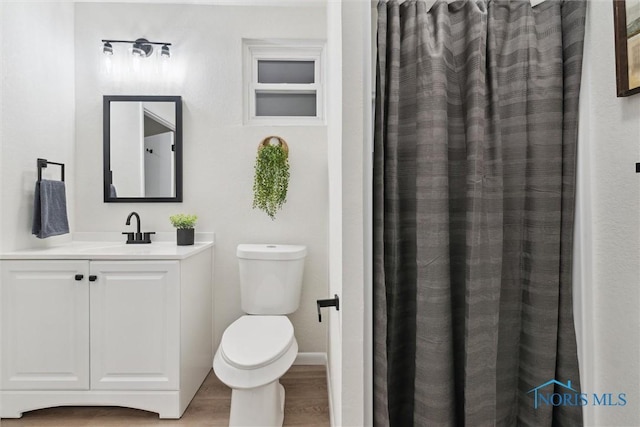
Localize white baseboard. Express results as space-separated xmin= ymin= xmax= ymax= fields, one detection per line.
xmin=293 ymin=352 xmax=327 ymax=365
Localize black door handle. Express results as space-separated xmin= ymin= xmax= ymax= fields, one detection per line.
xmin=89 ymin=275 xmax=98 ymax=282
xmin=316 ymin=295 xmax=340 ymax=322
xmin=75 ymin=274 xmax=84 ymax=281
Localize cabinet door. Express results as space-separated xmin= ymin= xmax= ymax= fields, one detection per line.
xmin=0 ymin=260 xmax=90 ymax=390
xmin=89 ymin=261 xmax=179 ymax=390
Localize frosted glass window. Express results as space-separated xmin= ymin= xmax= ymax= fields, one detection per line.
xmin=257 ymin=60 xmax=315 ymax=84
xmin=256 ymin=92 xmax=317 ymax=117
xmin=244 ymin=40 xmax=324 ymax=124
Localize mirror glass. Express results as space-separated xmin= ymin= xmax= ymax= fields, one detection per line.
xmin=103 ymin=95 xmax=182 ymax=202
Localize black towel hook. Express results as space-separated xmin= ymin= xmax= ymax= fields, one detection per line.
xmin=37 ymin=158 xmax=65 ymax=182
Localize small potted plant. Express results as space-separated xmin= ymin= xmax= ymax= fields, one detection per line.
xmin=253 ymin=136 xmax=290 ymax=220
xmin=169 ymin=213 xmax=198 ymax=246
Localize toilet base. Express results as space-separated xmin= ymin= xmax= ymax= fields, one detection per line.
xmin=229 ymin=380 xmax=285 ymax=427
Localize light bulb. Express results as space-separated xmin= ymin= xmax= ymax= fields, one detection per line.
xmin=161 ymin=44 xmax=170 ymax=59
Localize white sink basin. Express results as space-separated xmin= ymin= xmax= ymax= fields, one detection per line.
xmin=80 ymin=244 xmax=157 ymax=255
xmin=76 ymin=242 xmax=186 ymax=256
xmin=75 ymin=243 xmax=123 ymax=252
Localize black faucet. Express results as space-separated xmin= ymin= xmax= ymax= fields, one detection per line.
xmin=123 ymin=211 xmax=155 ymax=244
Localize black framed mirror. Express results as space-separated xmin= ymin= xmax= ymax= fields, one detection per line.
xmin=103 ymin=95 xmax=183 ymax=202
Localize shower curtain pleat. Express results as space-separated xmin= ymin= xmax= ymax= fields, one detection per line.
xmin=373 ymin=1 xmax=586 ymax=426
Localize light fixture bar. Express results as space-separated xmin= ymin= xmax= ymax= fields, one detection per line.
xmin=101 ymin=39 xmax=172 ymax=46
xmin=101 ymin=38 xmax=172 ymax=59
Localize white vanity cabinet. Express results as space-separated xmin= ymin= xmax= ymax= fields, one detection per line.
xmin=1 ymin=260 xmax=90 ymax=391
xmin=89 ymin=261 xmax=179 ymax=391
xmin=0 ymin=242 xmax=213 ymax=420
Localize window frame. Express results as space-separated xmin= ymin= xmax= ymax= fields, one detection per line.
xmin=243 ymin=40 xmax=325 ymax=126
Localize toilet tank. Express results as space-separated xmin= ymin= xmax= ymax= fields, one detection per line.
xmin=237 ymin=244 xmax=307 ymax=314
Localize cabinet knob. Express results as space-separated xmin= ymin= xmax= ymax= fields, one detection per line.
xmin=75 ymin=274 xmax=84 ymax=281
xmin=89 ymin=275 xmax=98 ymax=282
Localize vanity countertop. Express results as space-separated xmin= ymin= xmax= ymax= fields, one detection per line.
xmin=0 ymin=233 xmax=214 ymax=261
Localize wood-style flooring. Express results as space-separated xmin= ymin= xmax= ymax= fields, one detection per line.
xmin=0 ymin=366 xmax=330 ymax=427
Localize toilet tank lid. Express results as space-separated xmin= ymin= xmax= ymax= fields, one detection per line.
xmin=237 ymin=244 xmax=307 ymax=260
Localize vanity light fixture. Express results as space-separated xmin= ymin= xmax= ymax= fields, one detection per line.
xmin=103 ymin=41 xmax=113 ymax=55
xmin=161 ymin=44 xmax=171 ymax=59
xmin=101 ymin=38 xmax=171 ymax=59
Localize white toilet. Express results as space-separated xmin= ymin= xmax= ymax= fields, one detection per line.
xmin=213 ymin=244 xmax=307 ymax=427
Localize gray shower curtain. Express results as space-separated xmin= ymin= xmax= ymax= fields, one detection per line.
xmin=373 ymin=0 xmax=586 ymax=426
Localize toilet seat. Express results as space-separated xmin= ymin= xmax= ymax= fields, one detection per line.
xmin=220 ymin=315 xmax=294 ymax=370
xmin=214 ymin=315 xmax=298 ymax=390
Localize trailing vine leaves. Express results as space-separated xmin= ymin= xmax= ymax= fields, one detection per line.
xmin=252 ymin=143 xmax=290 ymax=220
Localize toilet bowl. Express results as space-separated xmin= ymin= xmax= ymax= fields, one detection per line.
xmin=214 ymin=315 xmax=298 ymax=426
xmin=213 ymin=244 xmax=306 ymax=427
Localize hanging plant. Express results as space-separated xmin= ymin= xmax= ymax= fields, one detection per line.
xmin=252 ymin=136 xmax=290 ymax=220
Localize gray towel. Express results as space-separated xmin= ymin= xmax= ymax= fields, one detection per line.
xmin=32 ymin=180 xmax=70 ymax=238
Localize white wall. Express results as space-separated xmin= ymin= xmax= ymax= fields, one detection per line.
xmin=340 ymin=1 xmax=371 ymax=425
xmin=73 ymin=2 xmax=328 ymax=353
xmin=0 ymin=2 xmax=76 ymax=252
xmin=0 ymin=1 xmax=4 ymax=252
xmin=327 ymin=1 xmax=343 ymax=425
xmin=578 ymin=1 xmax=640 ymax=426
